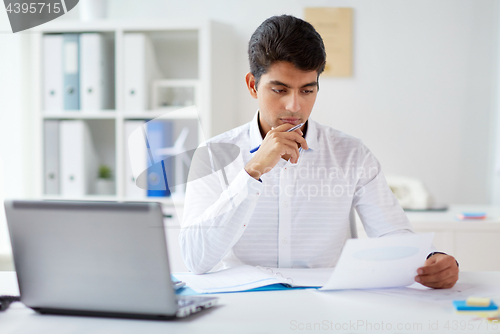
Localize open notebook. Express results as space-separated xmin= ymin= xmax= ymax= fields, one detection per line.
xmin=174 ymin=265 xmax=334 ymax=293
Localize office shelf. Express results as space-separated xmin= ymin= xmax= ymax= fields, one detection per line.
xmin=34 ymin=20 xmax=235 ymax=205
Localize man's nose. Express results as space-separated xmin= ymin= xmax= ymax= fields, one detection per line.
xmin=285 ymin=91 xmax=300 ymax=113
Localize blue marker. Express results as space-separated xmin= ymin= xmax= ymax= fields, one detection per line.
xmin=250 ymin=122 xmax=305 ymax=153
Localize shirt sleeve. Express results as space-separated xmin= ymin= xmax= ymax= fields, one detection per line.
xmin=351 ymin=142 xmax=415 ymax=237
xmin=179 ymin=143 xmax=263 ymax=274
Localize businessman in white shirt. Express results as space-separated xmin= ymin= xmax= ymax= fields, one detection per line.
xmin=180 ymin=15 xmax=459 ymax=289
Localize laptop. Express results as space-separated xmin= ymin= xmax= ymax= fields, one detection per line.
xmin=4 ymin=200 xmax=218 ymax=319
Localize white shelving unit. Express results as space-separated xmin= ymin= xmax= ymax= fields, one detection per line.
xmin=31 ymin=19 xmax=236 ymax=206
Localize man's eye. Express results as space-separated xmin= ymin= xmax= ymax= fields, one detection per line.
xmin=302 ymin=90 xmax=314 ymax=94
xmin=272 ymin=89 xmax=285 ymax=94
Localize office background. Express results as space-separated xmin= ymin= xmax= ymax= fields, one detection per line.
xmin=0 ymin=0 xmax=499 ymax=260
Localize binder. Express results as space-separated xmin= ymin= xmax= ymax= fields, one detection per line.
xmin=60 ymin=120 xmax=98 ymax=196
xmin=63 ymin=34 xmax=80 ymax=110
xmin=124 ymin=120 xmax=149 ymax=198
xmin=80 ymin=33 xmax=113 ymax=111
xmin=123 ymin=33 xmax=163 ymax=111
xmin=144 ymin=119 xmax=173 ymax=197
xmin=43 ymin=34 xmax=64 ymax=111
xmin=43 ymin=120 xmax=60 ymax=195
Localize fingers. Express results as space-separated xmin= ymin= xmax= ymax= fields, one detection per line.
xmin=247 ymin=123 xmax=307 ymax=177
xmin=416 ymin=266 xmax=458 ymax=285
xmin=266 ymin=129 xmax=309 ymax=151
xmin=274 ymin=140 xmax=301 ymax=163
xmin=417 ymin=271 xmax=459 ymax=289
xmin=279 ymin=132 xmax=309 ymax=151
xmin=417 ymin=255 xmax=455 ymax=276
xmin=415 ymin=254 xmax=459 ymax=289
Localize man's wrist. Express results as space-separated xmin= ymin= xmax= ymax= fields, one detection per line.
xmin=427 ymin=251 xmax=459 ymax=268
xmin=245 ymin=162 xmax=264 ymax=180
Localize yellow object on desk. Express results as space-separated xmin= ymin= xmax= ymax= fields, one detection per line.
xmin=467 ymin=297 xmax=492 ymax=306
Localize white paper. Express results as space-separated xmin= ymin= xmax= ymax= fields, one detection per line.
xmin=271 ymin=268 xmax=334 ymax=287
xmin=174 ymin=265 xmax=334 ymax=293
xmin=320 ymin=233 xmax=434 ymax=291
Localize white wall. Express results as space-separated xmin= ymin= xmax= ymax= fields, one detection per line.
xmin=1 ymin=0 xmax=499 ymax=207
xmin=87 ymin=0 xmax=499 ymax=205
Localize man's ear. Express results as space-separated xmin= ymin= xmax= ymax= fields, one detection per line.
xmin=245 ymin=72 xmax=258 ymax=99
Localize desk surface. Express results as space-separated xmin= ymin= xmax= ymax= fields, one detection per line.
xmin=1 ymin=271 xmax=499 ymax=334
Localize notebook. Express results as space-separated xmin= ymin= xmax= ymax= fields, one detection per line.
xmin=174 ymin=265 xmax=334 ymax=293
xmin=4 ymin=200 xmax=218 ymax=319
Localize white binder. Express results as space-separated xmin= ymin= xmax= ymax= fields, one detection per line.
xmin=43 ymin=34 xmax=64 ymax=111
xmin=43 ymin=120 xmax=60 ymax=195
xmin=80 ymin=33 xmax=113 ymax=111
xmin=123 ymin=33 xmax=163 ymax=111
xmin=124 ymin=121 xmax=149 ymax=198
xmin=60 ymin=120 xmax=98 ymax=196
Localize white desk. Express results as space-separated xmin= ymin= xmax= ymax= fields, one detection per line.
xmin=1 ymin=271 xmax=499 ymax=334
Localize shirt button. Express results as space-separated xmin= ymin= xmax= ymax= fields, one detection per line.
xmin=283 ymin=201 xmax=288 ymax=207
xmin=282 ymin=238 xmax=287 ymax=244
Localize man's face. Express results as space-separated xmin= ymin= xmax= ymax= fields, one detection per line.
xmin=246 ymin=61 xmax=319 ymax=136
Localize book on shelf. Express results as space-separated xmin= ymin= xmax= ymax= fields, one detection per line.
xmin=43 ymin=35 xmax=64 ymax=111
xmin=145 ymin=119 xmax=174 ymax=197
xmin=80 ymin=33 xmax=114 ymax=111
xmin=125 ymin=120 xmax=149 ymax=198
xmin=59 ymin=120 xmax=98 ymax=196
xmin=63 ymin=34 xmax=80 ymax=111
xmin=43 ymin=120 xmax=60 ymax=195
xmin=124 ymin=33 xmax=163 ymax=112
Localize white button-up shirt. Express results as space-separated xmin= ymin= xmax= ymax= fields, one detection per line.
xmin=180 ymin=112 xmax=414 ymax=274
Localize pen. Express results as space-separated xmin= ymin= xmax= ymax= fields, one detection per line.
xmin=250 ymin=122 xmax=305 ymax=153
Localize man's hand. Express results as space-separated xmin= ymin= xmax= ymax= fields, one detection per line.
xmin=245 ymin=123 xmax=309 ymax=180
xmin=415 ymin=253 xmax=459 ymax=289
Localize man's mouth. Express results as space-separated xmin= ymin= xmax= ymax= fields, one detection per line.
xmin=280 ymin=118 xmax=301 ymax=125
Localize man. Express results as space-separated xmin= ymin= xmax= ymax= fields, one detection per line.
xmin=180 ymin=15 xmax=458 ymax=289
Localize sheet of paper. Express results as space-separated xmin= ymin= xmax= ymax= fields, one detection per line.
xmin=321 ymin=233 xmax=434 ymax=290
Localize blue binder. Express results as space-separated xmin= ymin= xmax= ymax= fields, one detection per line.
xmin=145 ymin=120 xmax=173 ymax=197
xmin=63 ymin=34 xmax=80 ymax=110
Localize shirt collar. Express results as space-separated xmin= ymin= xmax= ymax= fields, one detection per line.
xmin=248 ymin=110 xmax=319 ymax=151
xmin=249 ymin=110 xmax=263 ymax=150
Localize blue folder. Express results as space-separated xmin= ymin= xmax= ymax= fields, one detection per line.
xmin=63 ymin=34 xmax=80 ymax=110
xmin=145 ymin=120 xmax=173 ymax=197
xmin=172 ymin=275 xmax=318 ymax=296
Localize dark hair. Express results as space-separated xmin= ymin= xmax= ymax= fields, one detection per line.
xmin=248 ymin=15 xmax=326 ymax=88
